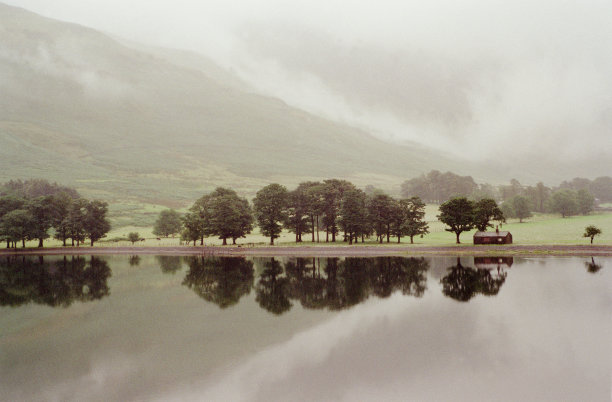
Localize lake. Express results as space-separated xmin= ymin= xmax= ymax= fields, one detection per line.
xmin=1 ymin=255 xmax=609 ymax=401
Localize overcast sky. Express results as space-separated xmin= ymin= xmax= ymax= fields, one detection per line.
xmin=4 ymin=0 xmax=612 ymax=162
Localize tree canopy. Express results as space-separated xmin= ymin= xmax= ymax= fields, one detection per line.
xmin=437 ymin=197 xmax=475 ymax=244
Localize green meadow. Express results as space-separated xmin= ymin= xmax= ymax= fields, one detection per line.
xmin=19 ymin=205 xmax=610 ymax=248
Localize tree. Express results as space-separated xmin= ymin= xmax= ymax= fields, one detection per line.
xmin=67 ymin=198 xmax=88 ymax=246
xmin=181 ymin=211 xmax=204 ymax=246
xmin=153 ymin=209 xmax=183 ymax=237
xmin=437 ymin=197 xmax=475 ymax=244
xmin=50 ymin=192 xmax=75 ymax=246
xmin=284 ymin=187 xmax=311 ymax=243
xmin=367 ymin=193 xmax=394 ymax=243
xmin=321 ymin=179 xmax=356 ymax=242
xmin=0 ymin=209 xmax=35 ymax=248
xmin=550 ymin=189 xmax=578 ymax=218
xmin=253 ymin=184 xmax=288 ymax=245
xmin=510 ymin=195 xmax=531 ymax=223
xmin=27 ymin=196 xmax=55 ymax=247
xmin=339 ymin=188 xmax=368 ymax=245
xmin=300 ymin=182 xmax=324 ymax=243
xmin=205 ymin=188 xmax=254 ymax=245
xmin=83 ymin=200 xmax=111 ymax=246
xmin=583 ymin=225 xmax=602 ymax=244
xmin=399 ymin=197 xmax=429 ymax=244
xmin=128 ymin=232 xmax=140 ymax=245
xmin=576 ymin=189 xmax=595 ymax=215
xmin=473 ymin=198 xmax=505 ymax=231
xmin=0 ymin=195 xmax=26 ymax=248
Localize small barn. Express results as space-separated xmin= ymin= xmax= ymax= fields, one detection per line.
xmin=473 ymin=228 xmax=512 ymax=244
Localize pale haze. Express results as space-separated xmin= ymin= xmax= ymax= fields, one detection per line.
xmin=4 ymin=0 xmax=612 ymax=164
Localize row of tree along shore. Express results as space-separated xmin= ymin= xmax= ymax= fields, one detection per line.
xmin=2 ymin=174 xmax=608 ymax=248
xmin=167 ymin=178 xmax=600 ymax=246
xmin=0 ymin=180 xmax=110 ymax=248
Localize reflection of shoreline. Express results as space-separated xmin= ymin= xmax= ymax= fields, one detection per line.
xmin=1 ymin=245 xmax=611 ymax=257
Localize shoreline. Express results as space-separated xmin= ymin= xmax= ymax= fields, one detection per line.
xmin=0 ymin=245 xmax=611 ymax=257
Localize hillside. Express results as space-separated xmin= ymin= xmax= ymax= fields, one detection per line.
xmin=0 ymin=3 xmax=468 ymax=206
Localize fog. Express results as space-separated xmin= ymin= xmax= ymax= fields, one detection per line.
xmin=4 ymin=0 xmax=612 ymax=161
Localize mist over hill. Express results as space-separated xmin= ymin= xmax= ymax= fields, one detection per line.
xmin=0 ymin=2 xmax=608 ymax=207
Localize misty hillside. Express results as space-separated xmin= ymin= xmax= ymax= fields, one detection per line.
xmin=0 ymin=2 xmax=472 ymax=204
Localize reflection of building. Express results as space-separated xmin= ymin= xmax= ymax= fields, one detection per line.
xmin=473 ymin=227 xmax=512 ymax=244
xmin=474 ymin=257 xmax=513 ymax=270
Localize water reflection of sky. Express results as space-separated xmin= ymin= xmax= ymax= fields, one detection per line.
xmin=1 ymin=256 xmax=610 ymax=401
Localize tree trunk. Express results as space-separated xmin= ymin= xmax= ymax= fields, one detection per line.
xmin=22 ymin=239 xmax=25 ymax=248
xmin=591 ymin=237 xmax=594 ymax=244
xmin=71 ymin=238 xmax=75 ymax=246
xmin=200 ymin=236 xmax=204 ymax=246
xmin=316 ymin=216 xmax=320 ymax=243
xmin=410 ymin=235 xmax=414 ymax=244
xmin=326 ymin=228 xmax=329 ymax=243
xmin=222 ymin=238 xmax=227 ymax=245
xmin=38 ymin=238 xmax=43 ymax=248
xmin=232 ymin=238 xmax=236 ymax=245
xmin=332 ymin=231 xmax=336 ymax=242
xmin=6 ymin=240 xmax=9 ymax=248
xmin=62 ymin=238 xmax=66 ymax=247
xmin=91 ymin=239 xmax=94 ymax=247
xmin=397 ymin=236 xmax=401 ymax=243
xmin=348 ymin=233 xmax=353 ymax=245
xmin=270 ymin=237 xmax=274 ymax=245
xmin=361 ymin=234 xmax=365 ymax=243
xmin=456 ymin=232 xmax=460 ymax=244
xmin=311 ymin=216 xmax=315 ymax=242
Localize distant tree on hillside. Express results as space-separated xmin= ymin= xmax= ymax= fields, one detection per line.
xmin=590 ymin=176 xmax=612 ymax=202
xmin=437 ymin=197 xmax=475 ymax=244
xmin=510 ymin=195 xmax=532 ymax=223
xmin=550 ymin=189 xmax=578 ymax=218
xmin=401 ymin=170 xmax=478 ymax=203
xmin=576 ymin=189 xmax=595 ymax=215
xmin=583 ymin=225 xmax=602 ymax=244
xmin=253 ymin=184 xmax=288 ymax=245
xmin=153 ymin=209 xmax=183 ymax=237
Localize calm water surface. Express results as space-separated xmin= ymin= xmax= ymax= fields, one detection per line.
xmin=0 ymin=255 xmax=610 ymax=401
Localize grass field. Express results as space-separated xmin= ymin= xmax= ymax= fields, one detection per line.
xmin=18 ymin=206 xmax=611 ymax=249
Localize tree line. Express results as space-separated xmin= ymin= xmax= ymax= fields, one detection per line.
xmin=401 ymin=170 xmax=606 ymax=218
xmin=170 ymin=180 xmax=430 ymax=246
xmin=0 ymin=180 xmax=111 ymax=248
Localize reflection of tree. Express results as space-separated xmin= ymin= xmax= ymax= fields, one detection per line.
xmin=369 ymin=257 xmax=429 ymax=298
xmin=585 ymin=257 xmax=603 ymax=273
xmin=183 ymin=257 xmax=254 ymax=308
xmin=255 ymin=258 xmax=292 ymax=315
xmin=156 ymin=256 xmax=183 ymax=274
xmin=128 ymin=255 xmax=141 ymax=266
xmin=441 ymin=257 xmax=507 ymax=302
xmin=282 ymin=256 xmax=429 ymax=312
xmin=0 ymin=256 xmax=111 ymax=307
